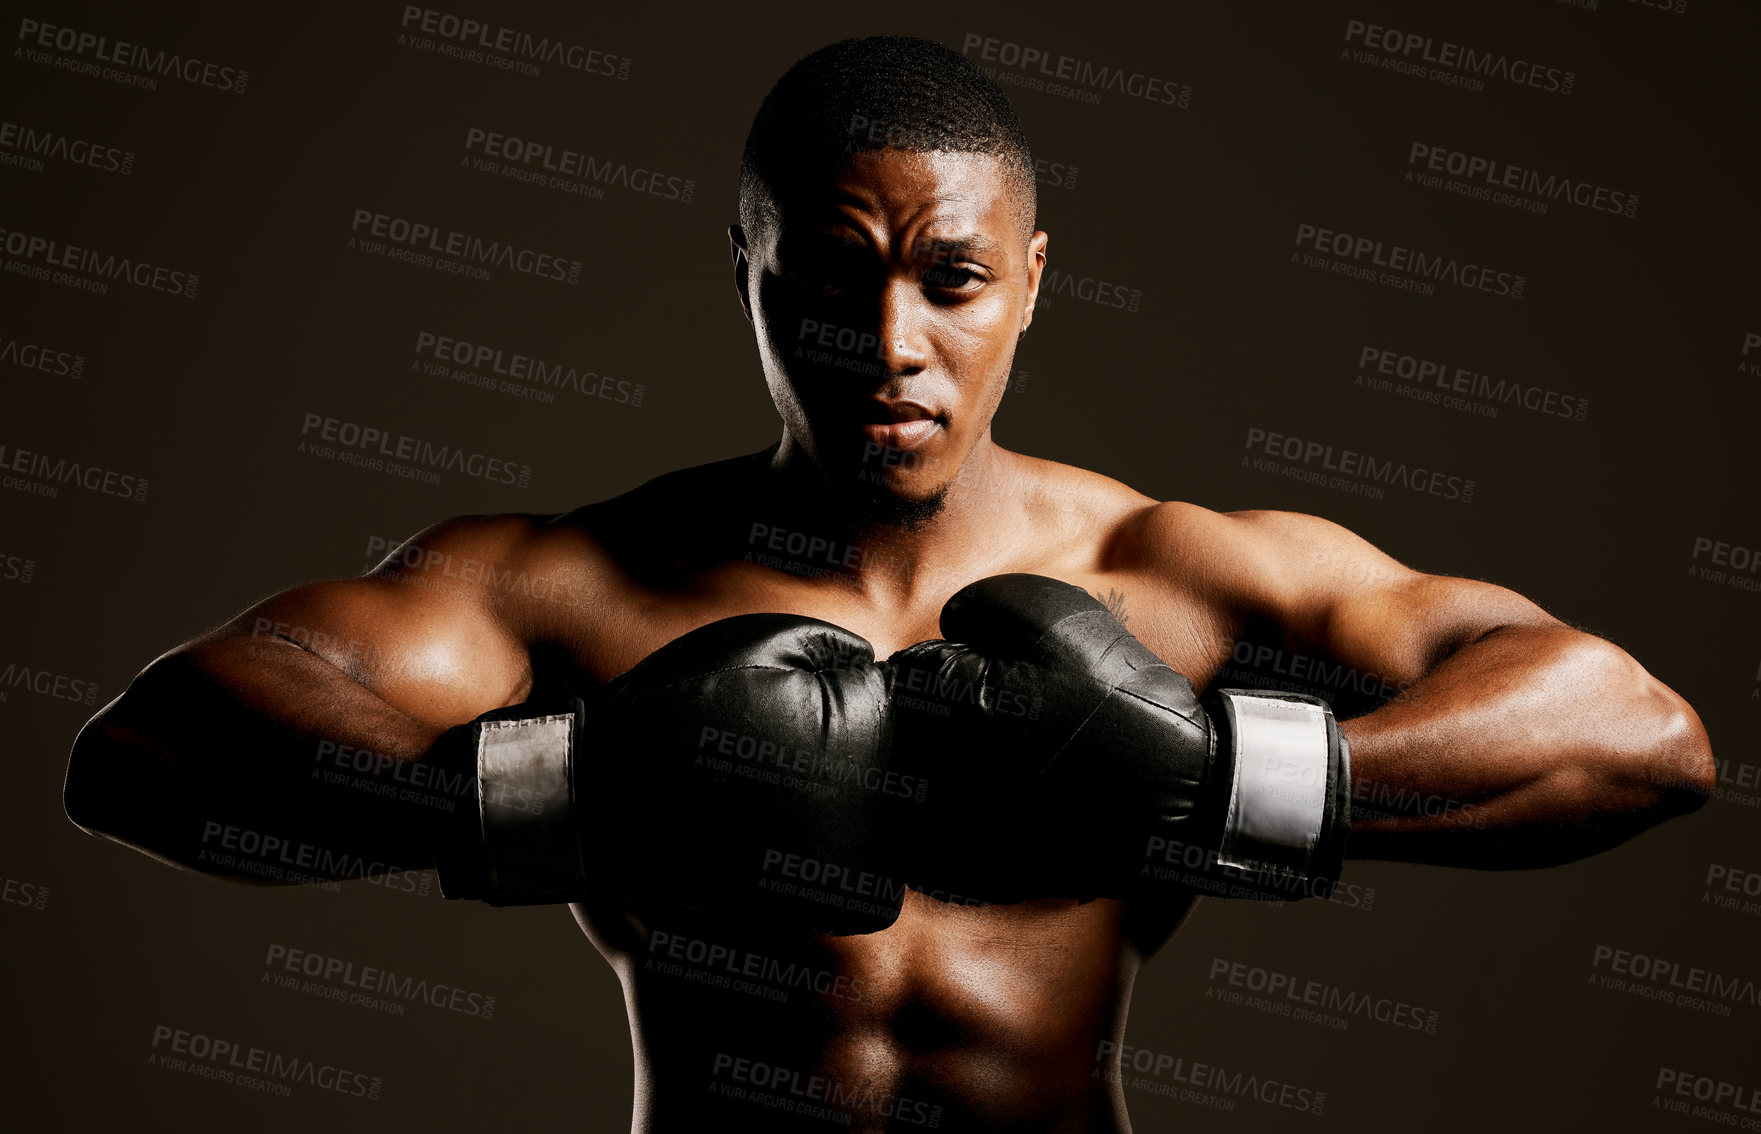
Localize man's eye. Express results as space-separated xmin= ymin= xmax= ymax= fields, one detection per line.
xmin=923 ymin=265 xmax=983 ymax=292
xmin=785 ymin=267 xmax=844 ymax=296
xmin=786 ymin=257 xmax=869 ymax=296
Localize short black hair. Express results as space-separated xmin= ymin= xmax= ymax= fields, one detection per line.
xmin=738 ymin=36 xmax=1037 ymax=243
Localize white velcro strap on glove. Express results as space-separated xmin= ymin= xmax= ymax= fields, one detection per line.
xmin=1213 ymin=691 xmax=1335 ymax=878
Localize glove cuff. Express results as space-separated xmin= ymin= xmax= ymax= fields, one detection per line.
xmin=1208 ymin=689 xmax=1351 ymax=898
xmin=434 ymin=699 xmax=591 ymax=905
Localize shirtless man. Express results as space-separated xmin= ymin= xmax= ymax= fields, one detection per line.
xmin=64 ymin=36 xmax=1713 ymax=1132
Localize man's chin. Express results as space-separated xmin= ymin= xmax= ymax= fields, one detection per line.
xmin=823 ymin=471 xmax=950 ymax=533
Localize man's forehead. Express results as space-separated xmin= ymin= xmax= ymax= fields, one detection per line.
xmin=767 ymin=150 xmax=1018 ymax=246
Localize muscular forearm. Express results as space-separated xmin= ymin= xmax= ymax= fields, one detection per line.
xmin=65 ymin=634 xmax=455 ymax=882
xmin=1339 ymin=624 xmax=1714 ymax=868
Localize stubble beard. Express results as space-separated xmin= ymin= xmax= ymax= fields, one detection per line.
xmin=821 ymin=464 xmax=950 ymax=533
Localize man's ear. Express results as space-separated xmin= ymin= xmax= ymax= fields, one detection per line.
xmin=729 ymin=224 xmax=753 ymax=324
xmin=1019 ymin=229 xmax=1049 ymax=339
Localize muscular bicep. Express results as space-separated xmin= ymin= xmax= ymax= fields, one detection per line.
xmin=1135 ymin=504 xmax=1559 ymax=709
xmin=200 ymin=527 xmax=533 ymax=728
xmin=1229 ymin=510 xmax=1561 ymax=699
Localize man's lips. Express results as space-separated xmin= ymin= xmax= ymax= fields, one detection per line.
xmin=859 ymin=399 xmax=935 ymax=423
xmin=860 ymin=419 xmax=940 ymax=450
xmin=857 ymin=401 xmax=942 ymax=451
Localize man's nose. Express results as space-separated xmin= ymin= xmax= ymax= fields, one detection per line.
xmin=874 ymin=277 xmax=929 ymax=376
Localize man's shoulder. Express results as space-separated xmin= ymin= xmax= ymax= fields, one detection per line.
xmin=379 ymin=453 xmax=764 ymax=580
xmin=996 ymin=450 xmax=1153 ymax=528
xmin=1114 ymin=500 xmax=1412 ymax=614
xmin=1002 ymin=452 xmax=1279 ymax=557
xmin=1126 ymin=502 xmax=1331 ymax=557
xmin=368 ymin=511 xmax=611 ymax=593
xmin=596 ymin=451 xmax=768 ymax=517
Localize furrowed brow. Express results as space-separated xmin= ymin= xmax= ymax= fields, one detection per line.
xmin=914 ymin=233 xmax=1002 ymax=259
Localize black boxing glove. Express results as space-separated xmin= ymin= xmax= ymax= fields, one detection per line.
xmin=431 ymin=681 xmax=592 ymax=905
xmin=435 ymin=614 xmax=926 ymax=935
xmin=888 ymin=574 xmax=1350 ymax=905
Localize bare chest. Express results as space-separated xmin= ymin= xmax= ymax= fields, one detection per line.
xmin=562 ymin=557 xmax=1209 ymax=1080
xmin=555 ymin=561 xmax=1229 ymax=688
xmin=576 ymin=886 xmax=1173 ymax=1128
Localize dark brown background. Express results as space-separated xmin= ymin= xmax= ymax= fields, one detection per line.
xmin=3 ymin=1 xmax=1756 ymax=1130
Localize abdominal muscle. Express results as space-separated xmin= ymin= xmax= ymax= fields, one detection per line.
xmin=573 ymin=885 xmax=1195 ymax=1132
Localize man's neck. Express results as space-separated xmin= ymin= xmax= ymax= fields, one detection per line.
xmin=759 ymin=435 xmax=1019 ymax=605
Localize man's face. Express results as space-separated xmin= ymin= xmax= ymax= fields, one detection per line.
xmin=732 ymin=149 xmax=1047 ymax=514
